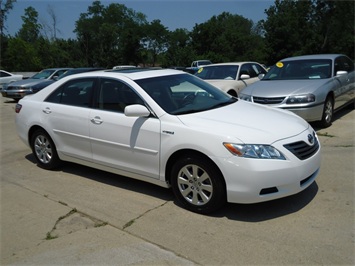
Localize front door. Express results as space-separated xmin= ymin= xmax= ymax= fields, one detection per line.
xmin=89 ymin=78 xmax=161 ymax=179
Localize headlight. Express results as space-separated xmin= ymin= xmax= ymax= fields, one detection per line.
xmin=286 ymin=94 xmax=315 ymax=104
xmin=239 ymin=94 xmax=252 ymax=101
xmin=223 ymin=143 xmax=286 ymax=160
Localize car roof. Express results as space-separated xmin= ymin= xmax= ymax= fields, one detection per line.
xmin=281 ymin=54 xmax=347 ymax=61
xmin=41 ymin=68 xmax=72 ymax=71
xmin=201 ymin=62 xmax=260 ymax=67
xmin=59 ymin=68 xmax=185 ymax=81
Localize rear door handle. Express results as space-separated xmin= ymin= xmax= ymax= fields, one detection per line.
xmin=90 ymin=116 xmax=103 ymax=125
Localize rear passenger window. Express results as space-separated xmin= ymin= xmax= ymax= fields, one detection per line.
xmin=45 ymin=78 xmax=95 ymax=107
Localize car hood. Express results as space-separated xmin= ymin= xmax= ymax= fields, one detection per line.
xmin=241 ymin=79 xmax=330 ymax=96
xmin=7 ymin=78 xmax=48 ymax=87
xmin=177 ymin=100 xmax=309 ymax=144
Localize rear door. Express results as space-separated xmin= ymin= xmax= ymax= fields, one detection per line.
xmin=43 ymin=77 xmax=96 ymax=160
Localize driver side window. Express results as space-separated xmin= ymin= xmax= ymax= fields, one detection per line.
xmin=96 ymin=79 xmax=144 ymax=113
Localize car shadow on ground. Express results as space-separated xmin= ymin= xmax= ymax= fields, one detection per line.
xmin=212 ymin=182 xmax=318 ymax=221
xmin=26 ymin=154 xmax=318 ymax=222
xmin=25 ymin=154 xmax=174 ymax=202
xmin=3 ymin=99 xmax=18 ymax=103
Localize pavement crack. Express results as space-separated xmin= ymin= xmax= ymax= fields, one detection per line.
xmin=45 ymin=208 xmax=107 ymax=240
xmin=122 ymin=201 xmax=169 ymax=230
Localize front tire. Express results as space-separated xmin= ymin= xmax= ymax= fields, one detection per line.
xmin=30 ymin=129 xmax=61 ymax=170
xmin=319 ymin=96 xmax=334 ymax=128
xmin=171 ymin=155 xmax=226 ymax=214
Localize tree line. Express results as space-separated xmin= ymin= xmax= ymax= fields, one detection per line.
xmin=0 ymin=0 xmax=354 ymax=72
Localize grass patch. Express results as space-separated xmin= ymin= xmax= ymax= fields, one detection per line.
xmin=45 ymin=208 xmax=77 ymax=240
xmin=45 ymin=232 xmax=58 ymax=240
xmin=317 ymin=132 xmax=336 ymax=138
xmin=123 ymin=220 xmax=135 ymax=229
xmin=94 ymin=221 xmax=108 ymax=228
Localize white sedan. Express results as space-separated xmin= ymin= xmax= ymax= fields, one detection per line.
xmin=194 ymin=62 xmax=267 ymax=97
xmin=15 ymin=68 xmax=321 ymax=214
xmin=0 ymin=70 xmax=23 ymax=89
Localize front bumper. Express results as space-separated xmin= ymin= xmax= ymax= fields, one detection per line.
xmin=282 ymin=103 xmax=324 ymax=122
xmin=1 ymin=89 xmax=31 ymax=99
xmin=212 ymin=128 xmax=321 ymax=204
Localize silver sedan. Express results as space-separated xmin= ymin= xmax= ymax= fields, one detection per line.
xmin=239 ymin=54 xmax=354 ymax=127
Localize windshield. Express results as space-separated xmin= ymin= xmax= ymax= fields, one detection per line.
xmin=198 ymin=60 xmax=212 ymax=66
xmin=31 ymin=70 xmax=55 ymax=79
xmin=263 ymin=59 xmax=332 ymax=80
xmin=135 ymin=74 xmax=236 ymax=115
xmin=195 ymin=65 xmax=239 ymax=80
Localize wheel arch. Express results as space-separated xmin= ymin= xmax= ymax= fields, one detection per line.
xmin=325 ymin=91 xmax=335 ymax=103
xmin=165 ymin=149 xmax=226 ymax=189
xmin=28 ymin=125 xmax=47 ymax=146
xmin=227 ymin=89 xmax=238 ymax=97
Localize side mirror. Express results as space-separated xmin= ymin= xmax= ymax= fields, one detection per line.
xmin=336 ymin=70 xmax=347 ymax=76
xmin=240 ymin=74 xmax=250 ymax=80
xmin=124 ymin=104 xmax=151 ymax=117
xmin=258 ymin=73 xmax=265 ymax=79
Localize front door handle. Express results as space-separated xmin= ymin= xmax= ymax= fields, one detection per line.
xmin=90 ymin=116 xmax=103 ymax=125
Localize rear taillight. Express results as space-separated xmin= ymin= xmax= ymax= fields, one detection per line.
xmin=15 ymin=103 xmax=22 ymax=113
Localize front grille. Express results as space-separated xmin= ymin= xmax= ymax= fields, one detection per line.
xmin=284 ymin=138 xmax=319 ymax=160
xmin=253 ymin=96 xmax=285 ymax=104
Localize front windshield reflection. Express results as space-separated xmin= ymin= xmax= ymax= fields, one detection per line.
xmin=263 ymin=59 xmax=332 ymax=80
xmin=31 ymin=70 xmax=55 ymax=80
xmin=136 ymin=74 xmax=236 ymax=115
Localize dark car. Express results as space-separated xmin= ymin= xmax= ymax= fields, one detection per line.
xmin=12 ymin=68 xmax=106 ymax=97
xmin=1 ymin=68 xmax=70 ymax=100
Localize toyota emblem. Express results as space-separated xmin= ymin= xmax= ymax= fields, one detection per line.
xmin=308 ymin=134 xmax=314 ymax=145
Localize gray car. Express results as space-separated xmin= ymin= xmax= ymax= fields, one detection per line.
xmin=239 ymin=54 xmax=354 ymax=127
xmin=1 ymin=68 xmax=70 ymax=100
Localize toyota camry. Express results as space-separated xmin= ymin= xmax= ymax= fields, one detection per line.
xmin=15 ymin=68 xmax=321 ymax=214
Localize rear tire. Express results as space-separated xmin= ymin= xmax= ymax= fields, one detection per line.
xmin=171 ymin=155 xmax=226 ymax=214
xmin=30 ymin=129 xmax=61 ymax=170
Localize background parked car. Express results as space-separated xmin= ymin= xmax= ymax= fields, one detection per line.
xmin=239 ymin=54 xmax=355 ymax=127
xmin=186 ymin=60 xmax=212 ymax=73
xmin=0 ymin=70 xmax=23 ymax=90
xmin=26 ymin=67 xmax=107 ymax=93
xmin=195 ymin=62 xmax=267 ymax=96
xmin=1 ymin=68 xmax=71 ymax=100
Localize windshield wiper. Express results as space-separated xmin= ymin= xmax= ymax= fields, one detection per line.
xmin=210 ymin=98 xmax=237 ymax=109
xmin=173 ymin=109 xmax=201 ymax=115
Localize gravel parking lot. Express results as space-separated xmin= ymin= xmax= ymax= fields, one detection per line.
xmin=1 ymin=97 xmax=354 ymax=265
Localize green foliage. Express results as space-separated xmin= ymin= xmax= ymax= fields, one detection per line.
xmin=16 ymin=6 xmax=42 ymax=43
xmin=142 ymin=19 xmax=169 ymax=66
xmin=262 ymin=0 xmax=355 ymax=65
xmin=190 ymin=12 xmax=265 ymax=63
xmin=0 ymin=0 xmax=354 ymax=71
xmin=4 ymin=37 xmax=41 ymax=71
xmin=0 ymin=0 xmax=17 ymax=36
xmin=74 ymin=1 xmax=147 ymax=67
xmin=163 ymin=28 xmax=195 ymax=67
